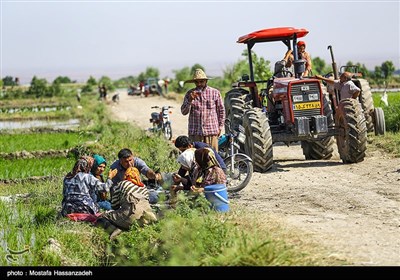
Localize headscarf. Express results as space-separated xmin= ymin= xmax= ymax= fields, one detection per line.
xmin=195 ymin=148 xmax=220 ymax=170
xmin=66 ymin=156 xmax=94 ymax=179
xmin=124 ymin=166 xmax=145 ymax=187
xmin=177 ymin=148 xmax=196 ymax=169
xmin=91 ymin=154 xmax=106 ymax=174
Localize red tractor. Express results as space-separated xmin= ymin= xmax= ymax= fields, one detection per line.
xmin=225 ymin=27 xmax=369 ymax=172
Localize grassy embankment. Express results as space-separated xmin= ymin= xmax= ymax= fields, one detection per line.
xmin=0 ymin=89 xmax=398 ymax=266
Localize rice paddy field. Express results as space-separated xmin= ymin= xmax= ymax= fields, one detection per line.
xmin=0 ymin=87 xmax=398 ymax=267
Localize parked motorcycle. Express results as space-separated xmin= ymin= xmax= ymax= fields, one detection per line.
xmin=218 ymin=119 xmax=253 ymax=192
xmin=149 ymin=106 xmax=173 ymax=140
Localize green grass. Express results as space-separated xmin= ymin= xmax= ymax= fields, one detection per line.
xmin=368 ymin=131 xmax=400 ymax=157
xmin=0 ymin=181 xmax=344 ymax=266
xmin=372 ymin=91 xmax=400 ymax=132
xmin=0 ymin=88 xmax=361 ymax=266
xmin=0 ymin=157 xmax=75 ymax=180
xmin=0 ymin=132 xmax=96 ymax=153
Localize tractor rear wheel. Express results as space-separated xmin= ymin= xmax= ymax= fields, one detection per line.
xmin=224 ymin=89 xmax=247 ymax=128
xmin=358 ymin=78 xmax=375 ymax=133
xmin=243 ymin=108 xmax=273 ymax=172
xmin=373 ymin=107 xmax=386 ymax=136
xmin=301 ymin=94 xmax=335 ymax=160
xmin=335 ymin=98 xmax=367 ymax=163
xmin=224 ymin=88 xmax=248 ymax=109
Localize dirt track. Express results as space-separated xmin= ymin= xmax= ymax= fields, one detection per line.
xmin=109 ymin=90 xmax=400 ymax=266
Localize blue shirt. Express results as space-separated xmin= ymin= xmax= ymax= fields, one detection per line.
xmin=110 ymin=157 xmax=150 ymax=185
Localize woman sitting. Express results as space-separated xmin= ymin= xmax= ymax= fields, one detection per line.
xmin=61 ymin=156 xmax=116 ymax=217
xmin=96 ymin=167 xmax=157 ymax=240
xmin=192 ymin=148 xmax=226 ymax=193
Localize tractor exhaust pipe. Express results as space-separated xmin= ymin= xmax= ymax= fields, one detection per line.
xmin=327 ymin=45 xmax=339 ymax=79
xmin=327 ymin=45 xmax=340 ymax=105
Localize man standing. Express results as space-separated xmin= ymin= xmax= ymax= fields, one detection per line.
xmin=315 ymin=72 xmax=360 ymax=100
xmin=181 ymin=69 xmax=225 ymax=152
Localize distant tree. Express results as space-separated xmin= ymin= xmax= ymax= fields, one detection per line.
xmin=48 ymin=79 xmax=64 ymax=97
xmin=172 ymin=66 xmax=191 ymax=93
xmin=173 ymin=67 xmax=191 ymax=82
xmin=87 ymin=76 xmax=97 ymax=86
xmin=98 ymin=76 xmax=115 ymax=92
xmin=2 ymin=76 xmax=15 ymax=86
xmin=251 ymin=51 xmax=272 ymax=81
xmin=138 ymin=67 xmax=160 ymax=82
xmin=223 ymin=57 xmax=248 ymax=84
xmin=27 ymin=76 xmax=48 ymax=98
xmin=53 ymin=76 xmax=72 ymax=84
xmin=115 ymin=76 xmax=136 ymax=88
xmin=371 ymin=66 xmax=385 ymax=86
xmin=239 ymin=50 xmax=273 ymax=81
xmin=312 ymin=57 xmax=331 ymax=75
xmin=380 ymin=60 xmax=395 ymax=80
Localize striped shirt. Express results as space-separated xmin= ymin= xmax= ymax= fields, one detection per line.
xmin=181 ymin=85 xmax=225 ymax=136
xmin=110 ymin=180 xmax=149 ymax=210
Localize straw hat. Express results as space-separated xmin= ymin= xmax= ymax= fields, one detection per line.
xmin=184 ymin=68 xmax=212 ymax=84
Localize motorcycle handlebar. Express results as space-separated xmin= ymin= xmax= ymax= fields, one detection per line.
xmin=151 ymin=106 xmax=174 ymax=109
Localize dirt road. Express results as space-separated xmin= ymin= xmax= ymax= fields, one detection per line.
xmin=109 ymin=90 xmax=400 ymax=266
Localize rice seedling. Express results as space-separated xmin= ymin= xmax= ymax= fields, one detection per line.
xmin=0 ymin=157 xmax=75 ymax=180
xmin=0 ymin=132 xmax=96 ymax=153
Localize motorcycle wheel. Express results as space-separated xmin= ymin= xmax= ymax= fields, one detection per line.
xmin=163 ymin=122 xmax=172 ymax=140
xmin=224 ymin=154 xmax=253 ymax=192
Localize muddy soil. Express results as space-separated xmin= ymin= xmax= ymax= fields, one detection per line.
xmin=108 ymin=90 xmax=400 ymax=266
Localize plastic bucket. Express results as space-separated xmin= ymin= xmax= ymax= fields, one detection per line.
xmin=204 ymin=184 xmax=229 ymax=212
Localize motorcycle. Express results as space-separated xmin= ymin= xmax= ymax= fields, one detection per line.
xmin=149 ymin=106 xmax=173 ymax=140
xmin=218 ymin=119 xmax=253 ymax=192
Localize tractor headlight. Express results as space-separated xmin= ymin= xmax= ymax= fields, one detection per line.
xmin=292 ymin=95 xmax=303 ymax=102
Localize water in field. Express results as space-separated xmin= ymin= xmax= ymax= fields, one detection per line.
xmin=0 ymin=106 xmax=71 ymax=114
xmin=0 ymin=118 xmax=80 ymax=130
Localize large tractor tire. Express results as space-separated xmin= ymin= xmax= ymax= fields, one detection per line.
xmin=225 ymin=98 xmax=245 ymax=127
xmin=358 ymin=78 xmax=375 ymax=133
xmin=243 ymin=108 xmax=273 ymax=172
xmin=301 ymin=94 xmax=335 ymax=160
xmin=224 ymin=88 xmax=248 ymax=130
xmin=224 ymin=88 xmax=248 ymax=109
xmin=335 ymin=98 xmax=367 ymax=163
xmin=373 ymin=107 xmax=386 ymax=136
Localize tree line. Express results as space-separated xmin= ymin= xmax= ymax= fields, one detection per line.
xmin=1 ymin=53 xmax=398 ymax=99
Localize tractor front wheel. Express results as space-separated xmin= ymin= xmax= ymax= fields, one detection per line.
xmin=301 ymin=94 xmax=335 ymax=160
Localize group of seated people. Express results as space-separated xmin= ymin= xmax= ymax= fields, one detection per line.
xmin=60 ymin=136 xmax=227 ymax=240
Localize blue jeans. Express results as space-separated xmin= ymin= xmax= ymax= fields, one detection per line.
xmin=98 ymin=200 xmax=112 ymax=211
xmin=148 ymin=189 xmax=159 ymax=204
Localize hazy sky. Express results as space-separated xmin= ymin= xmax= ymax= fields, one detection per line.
xmin=1 ymin=0 xmax=399 ymax=84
